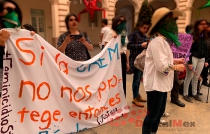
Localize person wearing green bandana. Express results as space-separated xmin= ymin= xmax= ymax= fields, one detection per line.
xmin=104 ymin=14 xmax=130 ymax=96
xmin=142 ymin=7 xmax=186 ymax=134
xmin=0 ymin=0 xmax=22 ymax=98
xmin=110 ymin=14 xmax=129 ymax=97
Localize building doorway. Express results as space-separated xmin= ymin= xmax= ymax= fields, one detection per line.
xmin=115 ymin=0 xmax=135 ymax=36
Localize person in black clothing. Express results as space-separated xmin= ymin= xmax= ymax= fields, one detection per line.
xmin=170 ymin=24 xmax=194 ymax=107
xmin=183 ymin=19 xmax=209 ymax=103
xmin=201 ymin=22 xmax=210 ymax=86
xmin=127 ymin=20 xmax=150 ymax=107
xmin=0 ymin=0 xmax=23 ymax=97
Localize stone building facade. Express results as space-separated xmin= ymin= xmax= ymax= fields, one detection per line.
xmin=16 ymin=0 xmax=210 ymax=46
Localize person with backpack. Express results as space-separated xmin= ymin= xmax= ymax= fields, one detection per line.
xmin=127 ymin=20 xmax=150 ymax=107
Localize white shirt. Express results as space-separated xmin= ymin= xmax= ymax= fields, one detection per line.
xmin=101 ymin=26 xmax=112 ymax=45
xmin=143 ymin=37 xmax=174 ymax=92
xmin=104 ymin=30 xmax=128 ymax=53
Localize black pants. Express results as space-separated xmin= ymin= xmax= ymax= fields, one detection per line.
xmin=121 ymin=53 xmax=126 ymax=97
xmin=171 ymin=71 xmax=180 ymax=101
xmin=142 ymin=91 xmax=167 ymax=134
xmin=201 ymin=66 xmax=208 ymax=83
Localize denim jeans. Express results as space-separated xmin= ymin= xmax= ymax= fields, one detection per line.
xmin=183 ymin=57 xmax=205 ymax=96
xmin=142 ymin=91 xmax=167 ymax=134
xmin=132 ymin=67 xmax=143 ymax=98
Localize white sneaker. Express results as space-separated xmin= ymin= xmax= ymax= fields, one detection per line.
xmin=160 ymin=119 xmax=167 ymax=125
xmin=162 ymin=112 xmax=169 ymax=117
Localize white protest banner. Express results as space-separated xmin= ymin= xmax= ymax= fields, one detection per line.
xmin=171 ymin=33 xmax=193 ymax=60
xmin=1 ymin=29 xmax=129 ymax=134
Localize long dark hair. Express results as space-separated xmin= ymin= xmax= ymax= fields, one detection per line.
xmin=0 ymin=0 xmax=22 ymax=25
xmin=23 ymin=24 xmax=37 ymax=33
xmin=193 ymin=19 xmax=208 ymax=41
xmin=112 ymin=14 xmax=126 ymax=31
xmin=64 ymin=13 xmax=78 ymax=31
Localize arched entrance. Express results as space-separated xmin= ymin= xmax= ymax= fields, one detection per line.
xmin=70 ymin=0 xmax=108 ymax=45
xmin=115 ymin=0 xmax=135 ymax=35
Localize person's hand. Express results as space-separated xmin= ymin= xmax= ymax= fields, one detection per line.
xmin=64 ymin=35 xmax=74 ymax=44
xmin=175 ymin=64 xmax=185 ymax=72
xmin=30 ymin=31 xmax=36 ymax=36
xmin=205 ymin=62 xmax=209 ymax=67
xmin=113 ymin=34 xmax=118 ymax=38
xmin=188 ymin=64 xmax=193 ymax=70
xmin=174 ymin=58 xmax=185 ymax=64
xmin=141 ymin=42 xmax=148 ymax=48
xmin=126 ymin=63 xmax=130 ymax=71
xmin=78 ymin=37 xmax=86 ymax=43
xmin=0 ymin=30 xmax=10 ymax=47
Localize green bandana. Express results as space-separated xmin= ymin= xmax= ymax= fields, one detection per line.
xmin=2 ymin=11 xmax=21 ymax=28
xmin=116 ymin=22 xmax=127 ymax=46
xmin=156 ymin=19 xmax=181 ymax=47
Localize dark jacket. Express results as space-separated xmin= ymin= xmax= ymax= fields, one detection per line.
xmin=188 ymin=37 xmax=208 ymax=64
xmin=127 ymin=30 xmax=148 ymax=73
xmin=206 ymin=38 xmax=210 ymax=62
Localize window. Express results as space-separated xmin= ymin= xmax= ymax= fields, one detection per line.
xmin=30 ymin=9 xmax=46 ymax=39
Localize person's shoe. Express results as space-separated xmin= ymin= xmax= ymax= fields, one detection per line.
xmin=192 ymin=95 xmax=202 ymax=102
xmin=202 ymin=82 xmax=209 ymax=87
xmin=183 ymin=95 xmax=193 ymax=103
xmin=171 ymin=99 xmax=185 ymax=107
xmin=197 ymin=92 xmax=203 ymax=95
xmin=137 ymin=94 xmax=147 ymax=102
xmin=132 ymin=98 xmax=144 ymax=107
xmin=159 ymin=119 xmax=167 ymax=125
xmin=162 ymin=113 xmax=169 ymax=117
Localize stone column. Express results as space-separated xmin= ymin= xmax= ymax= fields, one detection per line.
xmin=49 ymin=0 xmax=60 ymax=47
xmin=49 ymin=0 xmax=71 ymax=47
xmin=185 ymin=6 xmax=193 ymax=26
xmin=134 ymin=11 xmax=139 ymax=27
xmin=107 ymin=7 xmax=116 ymax=27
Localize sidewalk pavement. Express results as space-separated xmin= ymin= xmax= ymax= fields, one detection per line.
xmin=77 ymin=46 xmax=210 ymax=134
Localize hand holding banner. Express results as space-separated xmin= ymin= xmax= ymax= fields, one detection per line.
xmin=1 ymin=29 xmax=129 ymax=134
